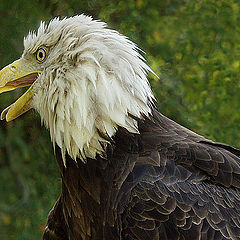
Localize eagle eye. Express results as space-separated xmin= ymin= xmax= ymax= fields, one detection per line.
xmin=36 ymin=47 xmax=47 ymax=63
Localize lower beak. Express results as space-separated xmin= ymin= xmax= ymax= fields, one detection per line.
xmin=0 ymin=59 xmax=40 ymax=121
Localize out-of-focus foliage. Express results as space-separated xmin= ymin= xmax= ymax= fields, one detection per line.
xmin=0 ymin=0 xmax=240 ymax=239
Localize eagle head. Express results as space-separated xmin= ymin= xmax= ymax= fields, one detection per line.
xmin=0 ymin=15 xmax=154 ymax=164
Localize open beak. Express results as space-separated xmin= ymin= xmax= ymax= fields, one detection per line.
xmin=0 ymin=59 xmax=40 ymax=121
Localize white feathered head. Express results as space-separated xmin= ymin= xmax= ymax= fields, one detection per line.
xmin=0 ymin=15 xmax=155 ymax=164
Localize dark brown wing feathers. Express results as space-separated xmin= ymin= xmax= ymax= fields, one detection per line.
xmin=43 ymin=109 xmax=240 ymax=240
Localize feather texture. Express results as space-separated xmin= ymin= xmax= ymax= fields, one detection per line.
xmin=42 ymin=109 xmax=240 ymax=240
xmin=11 ymin=15 xmax=240 ymax=239
xmin=24 ymin=15 xmax=155 ymax=163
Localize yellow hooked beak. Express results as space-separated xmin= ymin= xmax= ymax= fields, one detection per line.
xmin=0 ymin=59 xmax=40 ymax=121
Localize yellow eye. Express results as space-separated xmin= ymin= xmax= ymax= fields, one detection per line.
xmin=36 ymin=47 xmax=47 ymax=62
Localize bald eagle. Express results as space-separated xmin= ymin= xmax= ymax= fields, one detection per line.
xmin=1 ymin=15 xmax=240 ymax=240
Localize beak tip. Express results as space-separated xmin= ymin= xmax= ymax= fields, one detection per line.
xmin=0 ymin=112 xmax=5 ymax=121
xmin=5 ymin=115 xmax=11 ymax=122
xmin=1 ymin=105 xmax=12 ymax=121
xmin=5 ymin=112 xmax=12 ymax=122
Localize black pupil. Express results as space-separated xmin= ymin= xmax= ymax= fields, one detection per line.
xmin=39 ymin=51 xmax=44 ymax=59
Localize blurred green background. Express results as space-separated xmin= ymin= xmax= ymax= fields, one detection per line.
xmin=0 ymin=0 xmax=240 ymax=239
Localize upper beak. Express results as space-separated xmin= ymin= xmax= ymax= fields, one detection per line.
xmin=0 ymin=59 xmax=40 ymax=121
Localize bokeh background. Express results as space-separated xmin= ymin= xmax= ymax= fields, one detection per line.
xmin=0 ymin=0 xmax=240 ymax=239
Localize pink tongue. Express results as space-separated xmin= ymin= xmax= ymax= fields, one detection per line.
xmin=6 ymin=73 xmax=38 ymax=87
xmin=1 ymin=104 xmax=13 ymax=120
